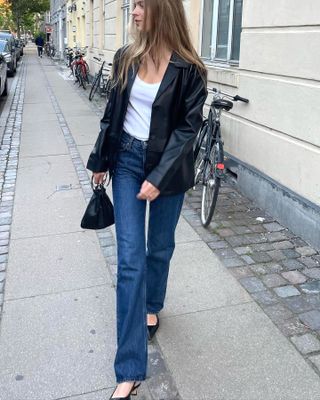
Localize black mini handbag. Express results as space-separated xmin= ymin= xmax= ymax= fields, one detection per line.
xmin=81 ymin=177 xmax=114 ymax=230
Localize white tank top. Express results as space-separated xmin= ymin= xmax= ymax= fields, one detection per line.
xmin=123 ymin=74 xmax=161 ymax=141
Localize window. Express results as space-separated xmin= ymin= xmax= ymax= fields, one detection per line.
xmin=122 ymin=0 xmax=131 ymax=44
xmin=201 ymin=0 xmax=243 ymax=64
xmin=90 ymin=0 xmax=94 ymax=47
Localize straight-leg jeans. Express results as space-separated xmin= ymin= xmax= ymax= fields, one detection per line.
xmin=112 ymin=131 xmax=184 ymax=383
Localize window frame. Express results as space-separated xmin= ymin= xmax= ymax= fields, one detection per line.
xmin=121 ymin=0 xmax=131 ymax=45
xmin=200 ymin=0 xmax=242 ymax=66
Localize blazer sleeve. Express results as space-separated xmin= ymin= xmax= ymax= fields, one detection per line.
xmin=86 ymin=48 xmax=123 ymax=173
xmin=146 ymin=65 xmax=207 ymax=192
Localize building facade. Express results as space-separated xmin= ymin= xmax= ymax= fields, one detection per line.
xmin=66 ymin=0 xmax=86 ymax=48
xmin=198 ymin=0 xmax=320 ymax=249
xmin=50 ymin=0 xmax=67 ymax=57
xmin=53 ymin=0 xmax=320 ymax=249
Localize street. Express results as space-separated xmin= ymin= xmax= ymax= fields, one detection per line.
xmin=0 ymin=45 xmax=320 ymax=400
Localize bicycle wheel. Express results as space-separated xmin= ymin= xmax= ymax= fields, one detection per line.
xmin=89 ymin=73 xmax=101 ymax=101
xmin=194 ymin=120 xmax=208 ymax=185
xmin=80 ymin=71 xmax=87 ymax=89
xmin=84 ymin=62 xmax=90 ymax=83
xmin=75 ymin=65 xmax=84 ymax=88
xmin=200 ymin=141 xmax=222 ymax=227
xmin=72 ymin=63 xmax=79 ymax=82
xmin=104 ymin=79 xmax=112 ymax=99
xmin=80 ymin=64 xmax=89 ymax=89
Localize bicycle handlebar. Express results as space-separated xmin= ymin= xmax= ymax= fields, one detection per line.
xmin=209 ymin=87 xmax=249 ymax=103
xmin=234 ymin=95 xmax=249 ymax=103
xmin=93 ymin=57 xmax=113 ymax=68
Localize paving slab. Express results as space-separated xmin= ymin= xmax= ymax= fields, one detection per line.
xmin=61 ymin=388 xmax=114 ymax=400
xmin=0 ymin=285 xmax=116 ymax=400
xmin=23 ymin=97 xmax=52 ymax=104
xmin=16 ymin=155 xmax=80 ymax=201
xmin=78 ymin=144 xmax=95 ymax=166
xmin=175 ymin=217 xmax=201 ymax=244
xmin=11 ymin=189 xmax=86 ymax=239
xmin=19 ymin=130 xmax=69 ymax=158
xmin=53 ymin=101 xmax=95 ymax=117
xmin=6 ymin=231 xmax=110 ymax=299
xmin=157 ymin=302 xmax=320 ymax=400
xmin=22 ymin=110 xmax=58 ymax=123
xmin=23 ymin=102 xmax=56 ymax=115
xmin=162 ymin=241 xmax=251 ymax=317
xmin=46 ymin=91 xmax=86 ymax=103
xmin=66 ymin=116 xmax=101 ymax=146
xmin=24 ymin=93 xmax=52 ymax=104
xmin=21 ymin=119 xmax=61 ymax=133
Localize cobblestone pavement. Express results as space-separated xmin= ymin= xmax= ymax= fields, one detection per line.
xmin=54 ymin=61 xmax=320 ymax=376
xmin=0 ymin=61 xmax=25 ymax=318
xmin=184 ymin=183 xmax=320 ymax=372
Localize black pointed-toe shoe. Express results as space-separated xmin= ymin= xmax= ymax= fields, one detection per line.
xmin=109 ymin=381 xmax=141 ymax=400
xmin=147 ymin=314 xmax=159 ymax=341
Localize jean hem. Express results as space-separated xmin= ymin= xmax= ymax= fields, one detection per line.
xmin=147 ymin=309 xmax=161 ymax=315
xmin=116 ymin=376 xmax=146 ymax=384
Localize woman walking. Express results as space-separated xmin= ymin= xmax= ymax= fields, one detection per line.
xmin=86 ymin=0 xmax=207 ymax=398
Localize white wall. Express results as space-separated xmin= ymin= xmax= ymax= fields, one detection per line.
xmin=211 ymin=0 xmax=320 ymax=206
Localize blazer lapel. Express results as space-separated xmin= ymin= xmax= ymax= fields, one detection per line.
xmin=126 ymin=64 xmax=138 ymax=99
xmin=125 ymin=52 xmax=189 ymax=103
xmin=153 ymin=52 xmax=189 ymax=103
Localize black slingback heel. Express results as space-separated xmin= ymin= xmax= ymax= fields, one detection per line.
xmin=147 ymin=314 xmax=159 ymax=341
xmin=109 ymin=381 xmax=141 ymax=400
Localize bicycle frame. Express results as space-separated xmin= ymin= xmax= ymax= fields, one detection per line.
xmin=71 ymin=50 xmax=89 ymax=87
xmin=202 ymin=107 xmax=225 ymax=181
xmin=194 ymin=87 xmax=249 ymax=227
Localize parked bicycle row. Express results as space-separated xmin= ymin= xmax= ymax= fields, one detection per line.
xmin=61 ymin=46 xmax=113 ymax=102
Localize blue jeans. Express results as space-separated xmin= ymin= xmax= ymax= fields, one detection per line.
xmin=112 ymin=131 xmax=184 ymax=383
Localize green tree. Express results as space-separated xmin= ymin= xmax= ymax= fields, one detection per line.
xmin=9 ymin=0 xmax=50 ymax=36
xmin=0 ymin=1 xmax=14 ymax=30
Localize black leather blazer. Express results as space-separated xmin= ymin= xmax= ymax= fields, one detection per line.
xmin=86 ymin=47 xmax=207 ymax=196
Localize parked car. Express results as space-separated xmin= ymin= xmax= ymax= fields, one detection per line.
xmin=15 ymin=39 xmax=23 ymax=59
xmin=0 ymin=32 xmax=17 ymax=76
xmin=19 ymin=39 xmax=25 ymax=56
xmin=0 ymin=53 xmax=8 ymax=97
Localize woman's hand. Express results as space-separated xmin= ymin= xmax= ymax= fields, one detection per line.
xmin=92 ymin=172 xmax=107 ymax=185
xmin=137 ymin=180 xmax=160 ymax=202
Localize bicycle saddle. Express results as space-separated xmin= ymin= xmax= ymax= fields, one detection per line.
xmin=213 ymin=99 xmax=233 ymax=111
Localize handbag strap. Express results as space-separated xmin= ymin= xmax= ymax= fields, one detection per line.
xmin=91 ymin=174 xmax=110 ymax=190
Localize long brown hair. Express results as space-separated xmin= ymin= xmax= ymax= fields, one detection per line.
xmin=115 ymin=0 xmax=207 ymax=90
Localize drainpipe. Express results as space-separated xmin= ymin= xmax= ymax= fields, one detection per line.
xmin=58 ymin=7 xmax=63 ymax=57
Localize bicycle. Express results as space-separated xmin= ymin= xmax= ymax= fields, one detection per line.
xmin=89 ymin=57 xmax=113 ymax=101
xmin=193 ymin=87 xmax=249 ymax=227
xmin=45 ymin=42 xmax=56 ymax=58
xmin=64 ymin=47 xmax=74 ymax=68
xmin=70 ymin=47 xmax=89 ymax=89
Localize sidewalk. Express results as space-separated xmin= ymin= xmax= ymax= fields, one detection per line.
xmin=0 ymin=46 xmax=320 ymax=400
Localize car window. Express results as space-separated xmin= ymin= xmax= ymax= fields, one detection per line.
xmin=0 ymin=40 xmax=7 ymax=52
xmin=0 ymin=35 xmax=13 ymax=46
xmin=0 ymin=36 xmax=10 ymax=46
